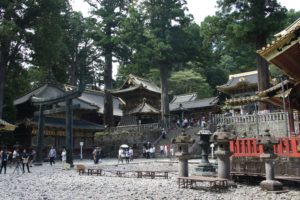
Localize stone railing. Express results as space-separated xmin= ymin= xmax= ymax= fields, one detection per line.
xmin=211 ymin=112 xmax=299 ymax=137
xmin=109 ymin=123 xmax=160 ymax=133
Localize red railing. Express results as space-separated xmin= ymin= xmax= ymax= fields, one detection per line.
xmin=230 ymin=136 xmax=300 ymax=158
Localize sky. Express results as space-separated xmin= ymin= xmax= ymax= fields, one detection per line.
xmin=71 ymin=0 xmax=300 ymax=24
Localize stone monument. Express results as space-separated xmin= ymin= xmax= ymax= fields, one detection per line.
xmin=173 ymin=129 xmax=194 ymax=177
xmin=195 ymin=128 xmax=216 ymax=175
xmin=211 ymin=124 xmax=233 ymax=179
xmin=258 ymin=129 xmax=283 ymax=191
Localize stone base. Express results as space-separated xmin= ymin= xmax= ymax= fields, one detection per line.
xmin=260 ymin=180 xmax=283 ymax=191
xmin=194 ymin=163 xmax=216 ymax=176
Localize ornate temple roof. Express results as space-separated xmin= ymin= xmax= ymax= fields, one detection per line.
xmin=64 ymin=85 xmax=124 ymax=116
xmin=127 ymin=99 xmax=160 ymax=115
xmin=217 ymin=71 xmax=258 ymax=94
xmin=257 ymin=18 xmax=300 ymax=81
xmin=112 ymin=74 xmax=161 ymax=94
xmin=14 ymin=83 xmax=124 ymax=116
xmin=170 ymin=96 xmax=218 ymax=111
xmin=170 ymin=93 xmax=197 ymax=104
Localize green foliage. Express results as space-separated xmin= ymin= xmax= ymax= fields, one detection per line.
xmin=169 ymin=70 xmax=212 ymax=98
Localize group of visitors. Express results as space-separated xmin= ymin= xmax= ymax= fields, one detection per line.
xmin=118 ymin=147 xmax=133 ymax=163
xmin=160 ymin=144 xmax=175 ymax=158
xmin=0 ymin=148 xmax=35 ymax=174
xmin=174 ymin=116 xmax=207 ymax=129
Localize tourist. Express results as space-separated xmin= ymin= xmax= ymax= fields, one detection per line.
xmin=160 ymin=145 xmax=164 ymax=156
xmin=61 ymin=148 xmax=66 ymax=169
xmin=0 ymin=149 xmax=9 ymax=174
xmin=164 ymin=144 xmax=169 ymax=158
xmin=118 ymin=148 xmax=124 ymax=163
xmin=21 ymin=149 xmax=30 ymax=173
xmin=93 ymin=147 xmax=97 ymax=164
xmin=145 ymin=148 xmax=150 ymax=159
xmin=183 ymin=118 xmax=188 ymax=128
xmin=170 ymin=145 xmax=175 ymax=157
xmin=161 ymin=128 xmax=166 ymax=139
xmin=48 ymin=146 xmax=56 ymax=166
xmin=149 ymin=146 xmax=155 ymax=158
xmin=129 ymin=148 xmax=133 ymax=161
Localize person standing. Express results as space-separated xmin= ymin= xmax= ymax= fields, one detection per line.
xmin=160 ymin=145 xmax=164 ymax=156
xmin=48 ymin=146 xmax=56 ymax=166
xmin=129 ymin=148 xmax=133 ymax=161
xmin=61 ymin=148 xmax=66 ymax=169
xmin=21 ymin=149 xmax=30 ymax=173
xmin=0 ymin=149 xmax=8 ymax=174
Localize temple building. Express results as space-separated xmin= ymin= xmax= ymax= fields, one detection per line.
xmin=111 ymin=74 xmax=161 ymax=125
xmin=258 ymin=17 xmax=300 ymax=134
xmin=217 ymin=71 xmax=259 ymax=115
xmin=169 ymin=93 xmax=219 ymax=126
xmin=13 ymin=81 xmax=124 ymax=151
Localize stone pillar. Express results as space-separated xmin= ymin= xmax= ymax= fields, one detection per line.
xmin=179 ymin=157 xmax=189 ymax=177
xmin=173 ymin=130 xmax=193 ymax=177
xmin=211 ymin=124 xmax=233 ymax=180
xmin=35 ymin=105 xmax=45 ymax=166
xmin=66 ymin=99 xmax=74 ymax=167
xmin=258 ymin=130 xmax=283 ymax=191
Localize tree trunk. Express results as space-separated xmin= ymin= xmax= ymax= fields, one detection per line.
xmin=0 ymin=42 xmax=9 ymax=118
xmin=159 ymin=63 xmax=170 ymax=128
xmin=256 ymin=34 xmax=270 ymax=111
xmin=103 ymin=28 xmax=114 ymax=127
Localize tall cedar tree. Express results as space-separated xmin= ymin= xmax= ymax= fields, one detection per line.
xmin=141 ymin=0 xmax=192 ymax=127
xmin=86 ymin=0 xmax=131 ymax=127
xmin=0 ymin=1 xmax=38 ymax=118
xmin=31 ymin=0 xmax=67 ymax=83
xmin=217 ymin=0 xmax=286 ymax=110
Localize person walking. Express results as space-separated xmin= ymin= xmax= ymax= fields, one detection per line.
xmin=61 ymin=148 xmax=66 ymax=170
xmin=21 ymin=149 xmax=30 ymax=173
xmin=48 ymin=146 xmax=56 ymax=166
xmin=0 ymin=149 xmax=9 ymax=174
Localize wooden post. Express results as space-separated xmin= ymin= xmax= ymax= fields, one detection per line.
xmin=35 ymin=105 xmax=45 ymax=165
xmin=66 ymin=99 xmax=74 ymax=167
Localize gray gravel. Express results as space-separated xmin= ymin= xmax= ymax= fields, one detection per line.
xmin=0 ymin=159 xmax=299 ymax=200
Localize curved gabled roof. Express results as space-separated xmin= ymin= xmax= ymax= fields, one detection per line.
xmin=127 ymin=99 xmax=160 ymax=115
xmin=115 ymin=74 xmax=161 ymax=94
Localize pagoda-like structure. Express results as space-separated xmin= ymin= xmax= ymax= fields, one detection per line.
xmin=217 ymin=70 xmax=259 ymax=115
xmin=111 ymin=74 xmax=161 ymax=125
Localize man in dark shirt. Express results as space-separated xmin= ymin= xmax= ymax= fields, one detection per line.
xmin=0 ymin=149 xmax=9 ymax=174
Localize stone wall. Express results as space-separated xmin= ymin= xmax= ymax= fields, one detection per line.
xmin=211 ymin=112 xmax=299 ymax=137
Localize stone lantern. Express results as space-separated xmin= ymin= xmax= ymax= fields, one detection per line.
xmin=257 ymin=129 xmax=283 ymax=191
xmin=195 ymin=128 xmax=216 ymax=175
xmin=173 ymin=129 xmax=194 ymax=177
xmin=211 ymin=124 xmax=233 ymax=179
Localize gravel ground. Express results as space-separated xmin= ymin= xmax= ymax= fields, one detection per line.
xmin=0 ymin=158 xmax=299 ymax=200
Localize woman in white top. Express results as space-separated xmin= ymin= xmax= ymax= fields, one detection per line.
xmin=61 ymin=148 xmax=67 ymax=169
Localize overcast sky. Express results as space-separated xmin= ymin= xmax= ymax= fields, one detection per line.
xmin=71 ymin=0 xmax=300 ymax=24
